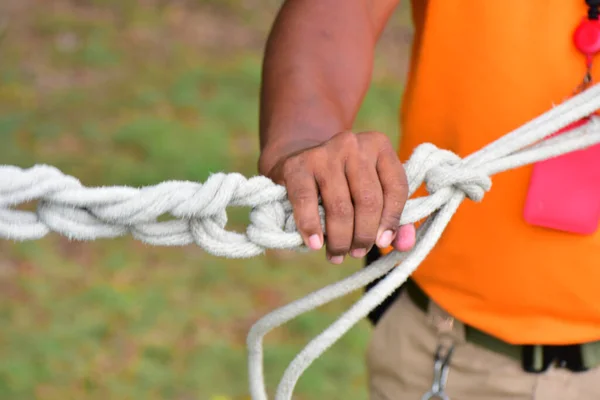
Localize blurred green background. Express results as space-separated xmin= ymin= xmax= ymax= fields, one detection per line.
xmin=0 ymin=1 xmax=412 ymax=399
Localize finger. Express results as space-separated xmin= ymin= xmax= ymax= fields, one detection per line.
xmin=376 ymin=148 xmax=409 ymax=248
xmin=316 ymin=166 xmax=354 ymax=264
xmin=284 ymin=168 xmax=323 ymax=251
xmin=346 ymin=156 xmax=383 ymax=258
xmin=393 ymin=224 xmax=416 ymax=252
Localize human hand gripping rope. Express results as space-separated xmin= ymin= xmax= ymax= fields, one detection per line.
xmin=1 ymin=84 xmax=600 ymax=399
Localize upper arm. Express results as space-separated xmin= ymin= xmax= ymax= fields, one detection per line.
xmin=274 ymin=0 xmax=400 ymax=44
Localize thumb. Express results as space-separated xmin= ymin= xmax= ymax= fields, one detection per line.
xmin=393 ymin=224 xmax=416 ymax=252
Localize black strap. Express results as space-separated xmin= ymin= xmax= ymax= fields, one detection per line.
xmin=522 ymin=344 xmax=589 ymax=373
xmin=586 ymin=0 xmax=600 ymax=20
xmin=364 ymin=247 xmax=403 ymax=325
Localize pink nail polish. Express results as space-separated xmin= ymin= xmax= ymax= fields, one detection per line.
xmin=329 ymin=255 xmax=344 ymax=264
xmin=351 ymin=248 xmax=367 ymax=258
xmin=308 ymin=234 xmax=322 ymax=250
xmin=377 ymin=230 xmax=394 ymax=248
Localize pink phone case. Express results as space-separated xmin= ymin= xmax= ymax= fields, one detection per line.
xmin=524 ymin=118 xmax=600 ymax=234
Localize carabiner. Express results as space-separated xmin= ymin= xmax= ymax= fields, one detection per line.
xmin=421 ymin=344 xmax=455 ymax=400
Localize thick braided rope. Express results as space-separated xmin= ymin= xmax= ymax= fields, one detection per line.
xmin=1 ymin=84 xmax=600 ymax=399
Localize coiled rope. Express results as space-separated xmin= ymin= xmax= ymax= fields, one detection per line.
xmin=1 ymin=84 xmax=600 ymax=399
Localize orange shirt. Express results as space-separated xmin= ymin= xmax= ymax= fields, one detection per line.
xmin=400 ymin=0 xmax=600 ymax=344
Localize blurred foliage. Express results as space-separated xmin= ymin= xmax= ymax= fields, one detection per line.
xmin=0 ymin=1 xmax=411 ymax=399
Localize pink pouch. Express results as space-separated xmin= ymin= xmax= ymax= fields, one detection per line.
xmin=524 ymin=118 xmax=600 ymax=234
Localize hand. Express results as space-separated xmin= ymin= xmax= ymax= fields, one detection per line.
xmin=261 ymin=131 xmax=416 ymax=264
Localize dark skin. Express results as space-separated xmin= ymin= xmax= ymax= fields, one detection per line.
xmin=258 ymin=0 xmax=416 ymax=264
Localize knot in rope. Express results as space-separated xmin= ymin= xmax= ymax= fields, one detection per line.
xmin=247 ymin=201 xmax=326 ymax=250
xmin=1 ymin=144 xmax=494 ymax=256
xmin=0 ymin=146 xmax=490 ymax=257
xmin=405 ymin=143 xmax=491 ymax=201
xmin=0 ymin=166 xmax=292 ymax=258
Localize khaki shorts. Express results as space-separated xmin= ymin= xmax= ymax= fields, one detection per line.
xmin=366 ymin=291 xmax=600 ymax=400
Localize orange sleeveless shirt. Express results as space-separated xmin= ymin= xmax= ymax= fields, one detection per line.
xmin=399 ymin=0 xmax=600 ymax=344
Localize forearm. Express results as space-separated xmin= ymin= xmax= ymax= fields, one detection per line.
xmin=258 ymin=0 xmax=399 ymax=175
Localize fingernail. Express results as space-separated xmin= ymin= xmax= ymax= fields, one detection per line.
xmin=328 ymin=255 xmax=344 ymax=265
xmin=350 ymin=248 xmax=367 ymax=258
xmin=308 ymin=234 xmax=322 ymax=250
xmin=377 ymin=230 xmax=394 ymax=248
xmin=395 ymin=224 xmax=416 ymax=251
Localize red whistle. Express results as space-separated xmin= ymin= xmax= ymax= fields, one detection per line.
xmin=574 ymin=18 xmax=600 ymax=64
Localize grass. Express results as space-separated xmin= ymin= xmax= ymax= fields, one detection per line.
xmin=0 ymin=1 xmax=411 ymax=399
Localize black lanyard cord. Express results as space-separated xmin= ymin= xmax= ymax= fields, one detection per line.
xmin=586 ymin=0 xmax=600 ymax=20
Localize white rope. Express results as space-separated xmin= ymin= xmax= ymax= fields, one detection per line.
xmin=1 ymin=83 xmax=600 ymax=399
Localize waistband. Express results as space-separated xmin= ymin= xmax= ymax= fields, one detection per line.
xmin=404 ymin=278 xmax=600 ymax=373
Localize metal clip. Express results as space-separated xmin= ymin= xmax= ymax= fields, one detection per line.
xmin=428 ymin=301 xmax=455 ymax=336
xmin=421 ymin=344 xmax=455 ymax=400
xmin=574 ymin=68 xmax=593 ymax=94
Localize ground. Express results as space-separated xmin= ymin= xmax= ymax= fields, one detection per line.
xmin=0 ymin=1 xmax=413 ymax=399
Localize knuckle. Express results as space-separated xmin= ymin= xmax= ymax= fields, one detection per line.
xmin=354 ymin=153 xmax=371 ymax=167
xmin=306 ymin=147 xmax=330 ymax=169
xmin=381 ymin=198 xmax=406 ymax=226
xmin=296 ymin=217 xmax=318 ymax=233
xmin=306 ymin=145 xmax=326 ymax=160
xmin=335 ymin=131 xmax=359 ymax=148
xmin=327 ymin=197 xmax=354 ymax=220
xmin=289 ymin=186 xmax=314 ymax=205
xmin=388 ymin=194 xmax=407 ymax=211
xmin=388 ymin=187 xmax=409 ymax=206
xmin=363 ymin=131 xmax=391 ymax=146
xmin=352 ymin=232 xmax=376 ymax=248
xmin=355 ymin=189 xmax=382 ymax=213
xmin=281 ymin=156 xmax=304 ymax=177
xmin=326 ymin=242 xmax=351 ymax=256
xmin=382 ymin=208 xmax=403 ymax=226
xmin=314 ymin=172 xmax=330 ymax=191
xmin=382 ymin=148 xmax=402 ymax=166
